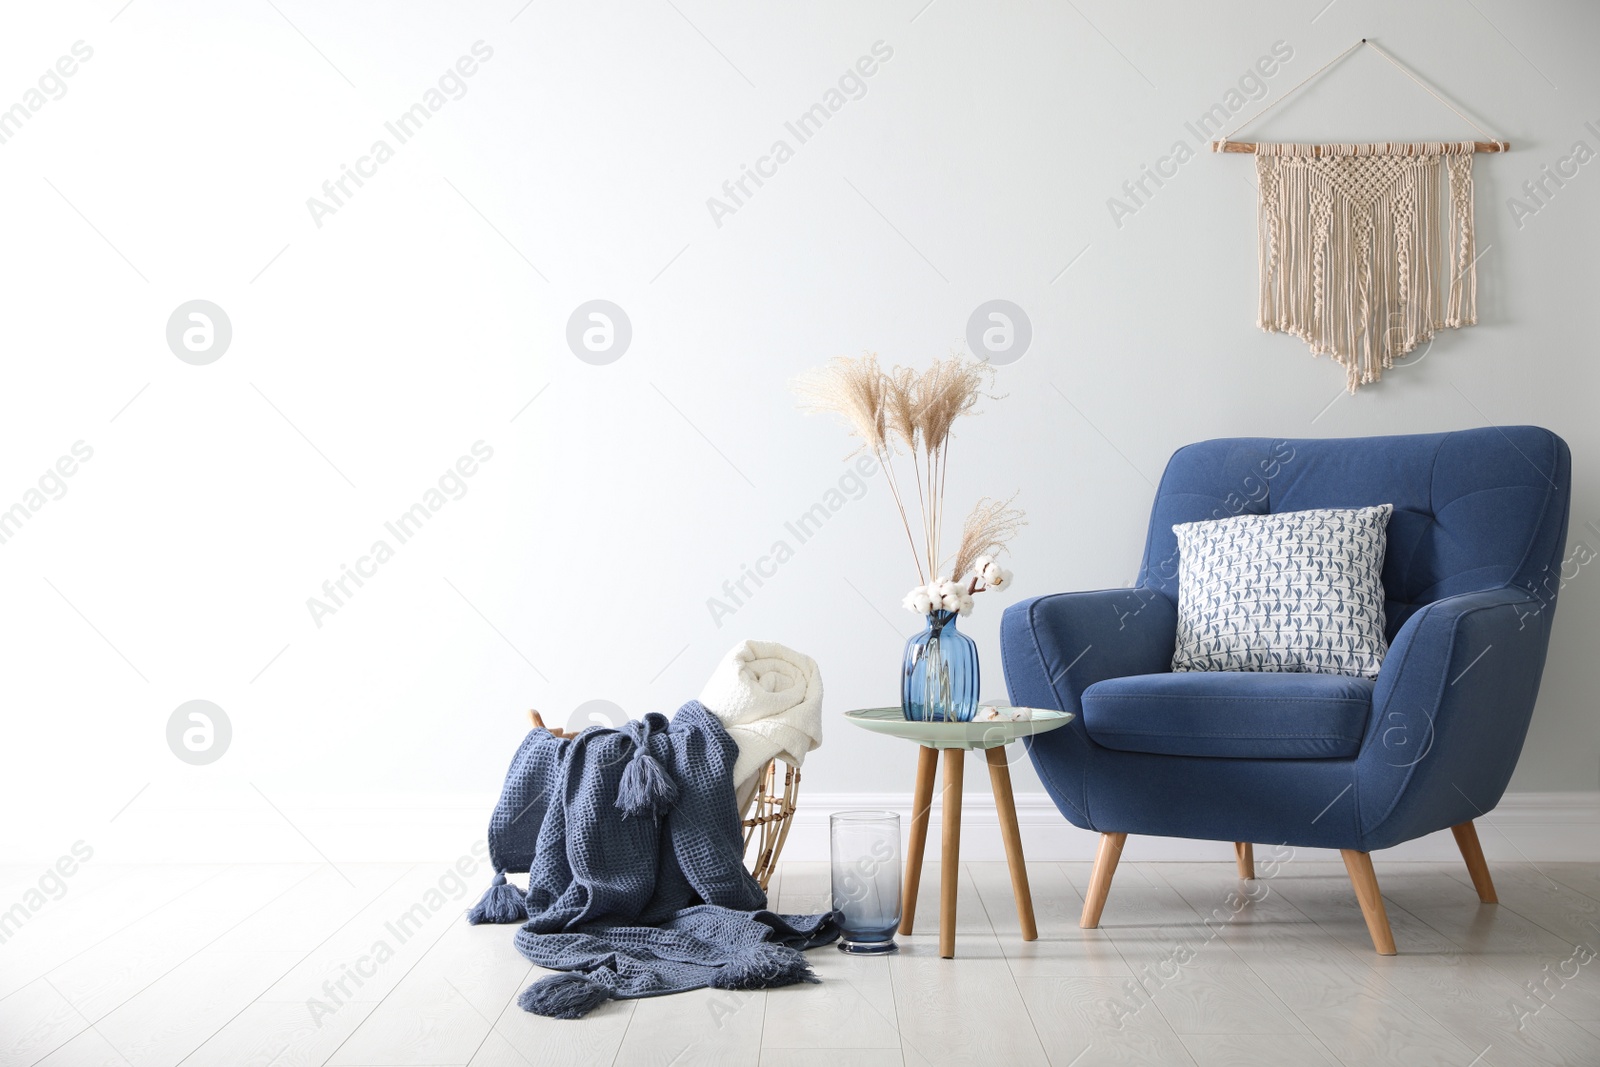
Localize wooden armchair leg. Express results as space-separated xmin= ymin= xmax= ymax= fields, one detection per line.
xmin=1080 ymin=832 xmax=1127 ymax=929
xmin=1340 ymin=849 xmax=1397 ymax=955
xmin=1451 ymin=820 xmax=1498 ymax=903
xmin=1234 ymin=842 xmax=1255 ymax=880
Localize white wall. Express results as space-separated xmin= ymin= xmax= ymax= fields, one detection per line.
xmin=1 ymin=0 xmax=1596 ymax=863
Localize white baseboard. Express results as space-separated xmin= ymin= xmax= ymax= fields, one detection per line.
xmin=31 ymin=788 xmax=1598 ymax=866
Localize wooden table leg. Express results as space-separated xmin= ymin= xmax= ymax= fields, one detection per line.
xmin=939 ymin=748 xmax=964 ymax=959
xmin=900 ymin=744 xmax=938 ymax=935
xmin=985 ymin=747 xmax=1037 ymax=941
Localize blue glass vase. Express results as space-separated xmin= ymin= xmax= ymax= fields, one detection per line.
xmin=901 ymin=610 xmax=980 ymax=722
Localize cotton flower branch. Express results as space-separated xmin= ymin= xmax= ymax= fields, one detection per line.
xmin=901 ymin=555 xmax=1015 ymax=618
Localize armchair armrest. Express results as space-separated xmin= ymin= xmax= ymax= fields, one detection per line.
xmin=1356 ymin=587 xmax=1551 ymax=850
xmin=1001 ymin=588 xmax=1178 ymax=714
xmin=1001 ymin=589 xmax=1177 ymax=828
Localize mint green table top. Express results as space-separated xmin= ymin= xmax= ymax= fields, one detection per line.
xmin=843 ymin=707 xmax=1074 ymax=750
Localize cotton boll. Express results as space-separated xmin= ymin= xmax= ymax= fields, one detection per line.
xmin=987 ymin=566 xmax=1013 ymax=590
xmin=973 ymin=706 xmax=1030 ymax=722
xmin=939 ymin=582 xmax=963 ymax=612
xmin=957 ymin=592 xmax=975 ymax=616
xmin=983 ymin=560 xmax=1005 ymax=585
xmin=974 ymin=555 xmax=994 ymax=576
xmin=903 ymin=586 xmax=935 ymax=614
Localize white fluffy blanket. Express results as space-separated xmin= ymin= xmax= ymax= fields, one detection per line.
xmin=696 ymin=640 xmax=824 ymax=810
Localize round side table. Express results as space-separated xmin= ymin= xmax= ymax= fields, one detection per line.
xmin=843 ymin=707 xmax=1074 ymax=958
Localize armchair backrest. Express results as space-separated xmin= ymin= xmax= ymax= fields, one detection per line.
xmin=1137 ymin=427 xmax=1572 ymax=637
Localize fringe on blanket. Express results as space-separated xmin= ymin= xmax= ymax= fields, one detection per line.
xmin=517 ymin=942 xmax=820 ymax=1019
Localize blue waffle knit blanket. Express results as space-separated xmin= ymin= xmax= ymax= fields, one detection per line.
xmin=469 ymin=700 xmax=838 ymax=1018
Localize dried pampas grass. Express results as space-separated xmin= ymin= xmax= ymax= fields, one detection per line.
xmin=950 ymin=495 xmax=1026 ymax=586
xmin=914 ymin=356 xmax=990 ymax=454
xmin=791 ymin=353 xmax=888 ymax=457
xmin=792 ymin=352 xmax=921 ymax=579
xmin=883 ymin=365 xmax=919 ymax=454
xmin=791 ymin=351 xmax=1023 ymax=602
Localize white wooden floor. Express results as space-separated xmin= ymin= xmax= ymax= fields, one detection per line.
xmin=3 ymin=858 xmax=1599 ymax=1066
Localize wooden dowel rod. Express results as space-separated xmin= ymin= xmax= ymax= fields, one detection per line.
xmin=1212 ymin=139 xmax=1508 ymax=154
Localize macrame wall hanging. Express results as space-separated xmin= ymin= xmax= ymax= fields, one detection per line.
xmin=1214 ymin=39 xmax=1508 ymax=391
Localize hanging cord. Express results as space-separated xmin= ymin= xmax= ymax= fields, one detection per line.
xmin=1217 ymin=39 xmax=1365 ymax=141
xmin=1217 ymin=38 xmax=1506 ymax=149
xmin=1362 ymin=39 xmax=1503 ymax=146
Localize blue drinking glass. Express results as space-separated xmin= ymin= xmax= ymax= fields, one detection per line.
xmin=830 ymin=810 xmax=901 ymax=954
xmin=901 ymin=610 xmax=980 ymax=722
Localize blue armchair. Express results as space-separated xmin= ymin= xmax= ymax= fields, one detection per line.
xmin=1002 ymin=427 xmax=1571 ymax=954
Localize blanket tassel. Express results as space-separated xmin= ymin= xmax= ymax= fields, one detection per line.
xmin=615 ymin=750 xmax=679 ymax=818
xmin=467 ymin=871 xmax=528 ymax=925
xmin=519 ymin=971 xmax=610 ymax=1019
xmin=712 ymin=942 xmax=820 ymax=991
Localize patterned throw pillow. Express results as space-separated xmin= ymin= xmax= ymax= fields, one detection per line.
xmin=1172 ymin=505 xmax=1394 ymax=678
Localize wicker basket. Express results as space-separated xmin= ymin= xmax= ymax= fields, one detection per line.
xmin=740 ymin=758 xmax=800 ymax=890
xmin=527 ymin=710 xmax=799 ymax=890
